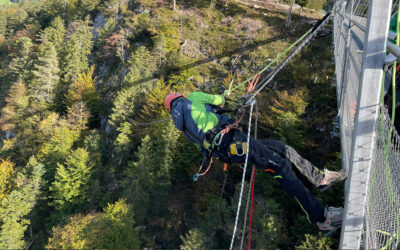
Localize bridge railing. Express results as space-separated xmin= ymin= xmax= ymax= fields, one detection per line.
xmin=333 ymin=0 xmax=400 ymax=249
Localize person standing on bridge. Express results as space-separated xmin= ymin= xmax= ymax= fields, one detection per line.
xmin=164 ymin=91 xmax=347 ymax=236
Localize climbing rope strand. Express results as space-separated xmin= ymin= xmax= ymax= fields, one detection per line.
xmin=249 ymin=12 xmax=332 ymax=101
xmin=226 ymin=12 xmax=331 ymax=98
xmin=229 ymin=100 xmax=255 ymax=250
xmin=239 ymin=102 xmax=258 ymax=250
xmin=225 ymin=29 xmax=313 ymax=96
xmin=247 ymin=167 xmax=256 ymax=250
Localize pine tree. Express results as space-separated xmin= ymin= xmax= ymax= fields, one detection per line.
xmin=0 ymin=79 xmax=29 ymax=132
xmin=30 ymin=41 xmax=60 ymax=110
xmin=47 ymin=199 xmax=140 ymax=249
xmin=8 ymin=36 xmax=33 ymax=82
xmin=109 ymin=85 xmax=143 ymax=164
xmin=295 ymin=233 xmax=334 ymax=249
xmin=66 ymin=66 xmax=99 ymax=113
xmin=0 ymin=157 xmax=44 ymax=249
xmin=0 ymin=79 xmax=39 ymax=163
xmin=38 ymin=125 xmax=79 ymax=181
xmin=123 ymin=46 xmax=156 ymax=88
xmin=0 ymin=158 xmax=15 ymax=200
xmin=40 ymin=16 xmax=66 ymax=55
xmin=65 ymin=66 xmax=100 ymax=128
xmin=50 ymin=148 xmax=94 ymax=214
xmin=180 ymin=229 xmax=207 ymax=250
xmin=57 ymin=19 xmax=93 ymax=110
xmin=122 ymin=121 xmax=179 ymax=224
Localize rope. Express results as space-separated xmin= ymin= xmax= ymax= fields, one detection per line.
xmin=248 ymin=12 xmax=332 ymax=102
xmin=239 ymin=102 xmax=258 ymax=250
xmin=229 ymin=99 xmax=255 ymax=250
xmin=224 ymin=29 xmax=313 ymax=96
xmin=225 ymin=12 xmax=332 ymax=99
xmin=248 ymin=166 xmax=256 ymax=250
xmin=193 ymin=158 xmax=214 ymax=182
xmin=391 ymin=9 xmax=400 ymax=124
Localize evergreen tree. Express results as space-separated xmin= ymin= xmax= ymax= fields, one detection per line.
xmin=0 ymin=79 xmax=29 ymax=132
xmin=8 ymin=36 xmax=33 ymax=82
xmin=109 ymin=85 xmax=143 ymax=164
xmin=47 ymin=199 xmax=140 ymax=249
xmin=122 ymin=121 xmax=179 ymax=224
xmin=65 ymin=66 xmax=100 ymax=126
xmin=0 ymin=157 xmax=44 ymax=249
xmin=38 ymin=125 xmax=79 ymax=181
xmin=0 ymin=79 xmax=39 ymax=163
xmin=123 ymin=46 xmax=156 ymax=88
xmin=50 ymin=148 xmax=94 ymax=214
xmin=30 ymin=41 xmax=60 ymax=110
xmin=0 ymin=158 xmax=15 ymax=200
xmin=295 ymin=233 xmax=334 ymax=249
xmin=58 ymin=19 xmax=93 ymax=110
xmin=180 ymin=228 xmax=207 ymax=250
xmin=40 ymin=16 xmax=66 ymax=55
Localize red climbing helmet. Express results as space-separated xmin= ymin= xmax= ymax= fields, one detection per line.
xmin=164 ymin=93 xmax=184 ymax=113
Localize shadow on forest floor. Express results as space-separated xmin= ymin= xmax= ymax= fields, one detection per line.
xmin=131 ymin=34 xmax=284 ymax=86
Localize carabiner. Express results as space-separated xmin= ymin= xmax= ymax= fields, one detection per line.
xmin=214 ymin=132 xmax=225 ymax=146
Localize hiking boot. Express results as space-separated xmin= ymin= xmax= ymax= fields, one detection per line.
xmin=319 ymin=169 xmax=348 ymax=191
xmin=317 ymin=207 xmax=343 ymax=236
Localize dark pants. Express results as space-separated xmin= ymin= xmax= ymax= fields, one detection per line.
xmin=216 ymin=130 xmax=324 ymax=223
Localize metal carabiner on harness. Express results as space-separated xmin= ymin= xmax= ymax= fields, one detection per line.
xmin=213 ymin=132 xmax=225 ymax=146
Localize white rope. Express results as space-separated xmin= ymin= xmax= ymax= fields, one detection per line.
xmin=229 ymin=99 xmax=255 ymax=250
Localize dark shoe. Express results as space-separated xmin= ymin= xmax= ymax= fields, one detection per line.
xmin=319 ymin=169 xmax=348 ymax=191
xmin=317 ymin=207 xmax=343 ymax=236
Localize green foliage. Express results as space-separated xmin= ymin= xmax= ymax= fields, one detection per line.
xmin=0 ymin=157 xmax=44 ymax=249
xmin=60 ymin=19 xmax=93 ymax=92
xmin=40 ymin=16 xmax=65 ymax=54
xmin=0 ymin=79 xmax=29 ymax=132
xmin=0 ymin=158 xmax=15 ymax=200
xmin=38 ymin=125 xmax=79 ymax=180
xmin=30 ymin=41 xmax=60 ymax=110
xmin=0 ymin=1 xmax=341 ymax=249
xmin=109 ymin=85 xmax=143 ymax=163
xmin=180 ymin=228 xmax=207 ymax=250
xmin=124 ymin=46 xmax=157 ymax=87
xmin=296 ymin=233 xmax=334 ymax=249
xmin=47 ymin=199 xmax=140 ymax=249
xmin=8 ymin=36 xmax=33 ymax=81
xmin=66 ymin=66 xmax=100 ymax=128
xmin=122 ymin=121 xmax=179 ymax=224
xmin=50 ymin=148 xmax=94 ymax=214
xmin=263 ymin=88 xmax=309 ymax=149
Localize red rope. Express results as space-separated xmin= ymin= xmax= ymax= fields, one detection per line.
xmin=248 ymin=167 xmax=256 ymax=250
xmin=197 ymin=158 xmax=214 ymax=176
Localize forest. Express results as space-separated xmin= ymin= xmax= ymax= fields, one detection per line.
xmin=0 ymin=0 xmax=343 ymax=249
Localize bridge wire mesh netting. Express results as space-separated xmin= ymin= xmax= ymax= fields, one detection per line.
xmin=334 ymin=0 xmax=400 ymax=248
xmin=365 ymin=108 xmax=400 ymax=249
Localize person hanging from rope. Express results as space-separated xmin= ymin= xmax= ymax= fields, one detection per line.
xmin=164 ymin=91 xmax=347 ymax=236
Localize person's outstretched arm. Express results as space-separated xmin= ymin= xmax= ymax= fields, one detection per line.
xmin=187 ymin=92 xmax=225 ymax=106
